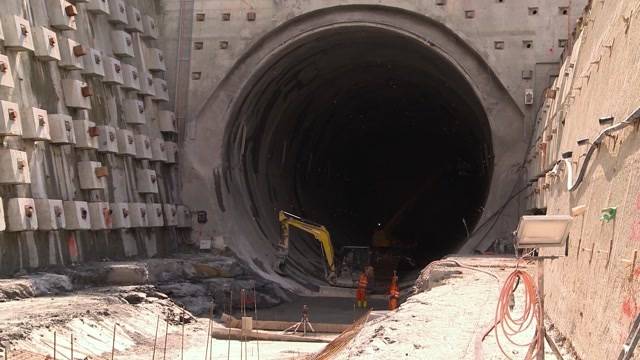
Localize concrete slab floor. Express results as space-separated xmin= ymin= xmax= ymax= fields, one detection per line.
xmin=230 ymin=295 xmax=388 ymax=324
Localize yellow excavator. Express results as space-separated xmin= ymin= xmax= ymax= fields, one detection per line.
xmin=274 ymin=210 xmax=342 ymax=284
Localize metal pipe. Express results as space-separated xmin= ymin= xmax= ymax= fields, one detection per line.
xmin=111 ymin=324 xmax=116 ymax=360
xmin=152 ymin=315 xmax=159 ymax=360
xmin=204 ymin=300 xmax=213 ymax=360
xmin=163 ymin=316 xmax=169 ymax=360
xmin=181 ymin=309 xmax=185 ymax=360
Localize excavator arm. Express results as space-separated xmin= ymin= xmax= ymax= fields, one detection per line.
xmin=274 ymin=210 xmax=337 ymax=284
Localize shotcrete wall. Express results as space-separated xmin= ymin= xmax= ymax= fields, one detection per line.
xmin=528 ymin=1 xmax=640 ymax=358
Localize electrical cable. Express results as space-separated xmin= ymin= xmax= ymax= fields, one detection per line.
xmin=566 ymin=106 xmax=640 ymax=192
xmin=471 ymin=105 xmax=640 ymax=250
xmin=544 ymin=105 xmax=640 ymax=192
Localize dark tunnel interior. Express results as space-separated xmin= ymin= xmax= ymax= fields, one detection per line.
xmin=225 ymin=27 xmax=494 ymax=283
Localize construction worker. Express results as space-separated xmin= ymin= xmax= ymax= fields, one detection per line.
xmin=388 ymin=271 xmax=400 ymax=310
xmin=356 ymin=268 xmax=369 ymax=308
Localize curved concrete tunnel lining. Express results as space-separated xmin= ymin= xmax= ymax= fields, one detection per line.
xmin=222 ymin=25 xmax=495 ymax=284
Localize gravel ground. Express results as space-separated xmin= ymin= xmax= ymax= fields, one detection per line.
xmin=0 ymin=286 xmax=329 ymax=359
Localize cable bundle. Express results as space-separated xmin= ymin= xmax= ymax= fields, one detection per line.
xmin=494 ymin=269 xmax=542 ymax=360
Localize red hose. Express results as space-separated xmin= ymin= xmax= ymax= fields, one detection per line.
xmin=494 ymin=268 xmax=542 ymax=360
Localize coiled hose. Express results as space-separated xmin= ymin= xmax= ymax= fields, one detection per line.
xmin=494 ymin=268 xmax=542 ymax=360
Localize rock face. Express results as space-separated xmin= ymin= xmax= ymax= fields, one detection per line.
xmin=204 ymin=278 xmax=292 ymax=310
xmin=0 ymin=254 xmax=292 ymax=316
xmin=0 ymin=273 xmax=72 ymax=301
xmin=105 ymin=264 xmax=150 ymax=285
xmin=123 ymin=291 xmax=147 ymax=304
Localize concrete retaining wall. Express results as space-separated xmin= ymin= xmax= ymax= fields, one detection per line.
xmin=0 ymin=0 xmax=185 ymax=275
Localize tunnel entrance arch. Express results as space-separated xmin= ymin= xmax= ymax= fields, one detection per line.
xmin=183 ymin=5 xmax=525 ymax=286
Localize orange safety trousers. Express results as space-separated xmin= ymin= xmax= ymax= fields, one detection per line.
xmin=388 ymin=276 xmax=399 ymax=310
xmin=356 ymin=273 xmax=368 ymax=302
xmin=388 ymin=288 xmax=400 ymax=310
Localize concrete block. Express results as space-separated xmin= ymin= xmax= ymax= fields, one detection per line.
xmin=59 ymin=37 xmax=85 ymax=70
xmin=142 ymin=15 xmax=159 ymax=39
xmin=48 ymin=114 xmax=76 ymax=144
xmin=124 ymin=99 xmax=145 ymax=124
xmin=88 ymin=202 xmax=111 ymax=230
xmin=77 ymin=160 xmax=107 ymax=189
xmin=147 ymin=48 xmax=166 ymax=72
xmin=121 ymin=63 xmax=140 ymax=91
xmin=103 ymin=56 xmax=123 ymax=85
xmin=86 ymin=0 xmax=110 ymax=15
xmin=0 ymin=197 xmax=4 ymax=231
xmin=177 ymin=205 xmax=192 ymax=228
xmin=139 ymin=71 xmax=155 ymax=97
xmin=163 ymin=204 xmax=177 ymax=226
xmin=110 ymin=202 xmax=130 ymax=228
xmin=7 ymin=198 xmax=37 ymax=231
xmin=165 ymin=141 xmax=177 ymax=164
xmin=34 ymin=199 xmax=65 ymax=230
xmin=136 ymin=168 xmax=158 ymax=193
xmin=150 ymin=138 xmax=167 ymax=162
xmin=63 ymin=201 xmax=91 ymax=230
xmin=73 ymin=119 xmax=98 ymax=149
xmin=116 ymin=128 xmax=136 ymax=156
xmin=108 ymin=0 xmax=128 ymax=25
xmin=62 ymin=79 xmax=92 ymax=109
xmin=147 ymin=203 xmax=164 ymax=227
xmin=158 ymin=111 xmax=176 ymax=133
xmin=111 ymin=30 xmax=134 ymax=58
xmin=97 ymin=125 xmax=118 ymax=153
xmin=22 ymin=107 xmax=50 ymax=141
xmin=82 ymin=48 xmax=105 ymax=77
xmin=0 ymin=100 xmax=22 ymax=136
xmin=0 ymin=149 xmax=30 ymax=184
xmin=134 ymin=134 xmax=152 ymax=159
xmin=125 ymin=6 xmax=144 ymax=33
xmin=0 ymin=54 xmax=15 ymax=88
xmin=33 ymin=26 xmax=60 ymax=61
xmin=2 ymin=15 xmax=34 ymax=51
xmin=129 ymin=202 xmax=148 ymax=227
xmin=46 ymin=0 xmax=78 ymax=30
xmin=152 ymin=78 xmax=169 ymax=102
xmin=105 ymin=264 xmax=149 ymax=285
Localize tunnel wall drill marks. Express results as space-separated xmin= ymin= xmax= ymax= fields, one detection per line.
xmin=527 ymin=0 xmax=640 ymax=358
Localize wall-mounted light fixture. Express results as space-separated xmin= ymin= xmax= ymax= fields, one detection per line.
xmin=515 ymin=215 xmax=573 ymax=248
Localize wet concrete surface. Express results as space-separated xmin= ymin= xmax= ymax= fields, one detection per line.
xmin=231 ymin=295 xmax=387 ymax=324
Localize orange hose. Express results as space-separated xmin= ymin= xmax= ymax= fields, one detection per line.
xmin=494 ymin=268 xmax=542 ymax=360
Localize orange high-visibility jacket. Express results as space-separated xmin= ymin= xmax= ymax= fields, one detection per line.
xmin=358 ymin=273 xmax=368 ymax=288
xmin=389 ymin=276 xmax=399 ymax=298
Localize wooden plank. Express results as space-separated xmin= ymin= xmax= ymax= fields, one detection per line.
xmin=209 ymin=327 xmax=330 ymax=343
xmin=222 ymin=314 xmax=351 ymax=333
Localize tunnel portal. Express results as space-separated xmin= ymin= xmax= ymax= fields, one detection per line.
xmin=224 ymin=24 xmax=494 ymax=281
